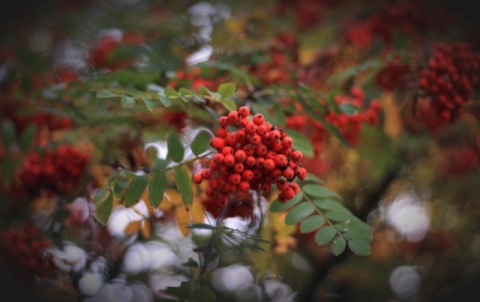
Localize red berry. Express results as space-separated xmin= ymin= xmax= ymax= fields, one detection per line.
xmin=193 ymin=173 xmax=203 ymax=184
xmin=211 ymin=137 xmax=225 ymax=150
xmin=253 ymin=114 xmax=265 ymax=126
xmin=234 ymin=150 xmax=247 ymax=162
xmin=218 ymin=116 xmax=229 ymax=127
xmin=264 ymin=159 xmax=275 ymax=171
xmin=224 ymin=154 xmax=235 ymax=167
xmin=238 ymin=181 xmax=250 ymax=193
xmin=228 ymin=111 xmax=239 ymax=124
xmin=238 ymin=106 xmax=250 ymax=117
xmin=241 ymin=169 xmax=254 ymax=181
xmin=291 ymin=150 xmax=304 ymax=161
xmin=201 ymin=169 xmax=212 ymax=179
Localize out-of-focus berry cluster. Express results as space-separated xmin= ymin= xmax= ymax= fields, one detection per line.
xmin=419 ymin=42 xmax=480 ymax=123
xmin=0 ymin=223 xmax=54 ymax=285
xmin=18 ymin=145 xmax=90 ymax=196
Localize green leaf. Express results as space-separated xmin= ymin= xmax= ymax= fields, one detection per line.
xmin=96 ymin=89 xmax=120 ymax=98
xmin=149 ymin=160 xmax=167 ymax=207
xmin=125 ymin=174 xmax=149 ymax=206
xmin=315 ymin=225 xmax=336 ymax=245
xmin=284 ymin=202 xmax=315 ymax=225
xmin=348 ymin=239 xmax=372 ymax=256
xmin=339 ymin=103 xmax=359 ymax=116
xmin=158 ymin=94 xmax=172 ymax=107
xmin=221 ymin=98 xmax=237 ymax=111
xmin=313 ymin=198 xmax=348 ymax=212
xmin=302 ymin=173 xmax=325 ymax=184
xmin=113 ymin=180 xmax=129 ymax=199
xmin=325 ymin=211 xmax=354 ymax=222
xmin=174 ymin=165 xmax=193 ymax=206
xmin=269 ymin=192 xmax=303 ymax=212
xmin=18 ymin=124 xmax=37 ymax=152
xmin=93 ymin=188 xmax=110 ymax=204
xmin=167 ymin=133 xmax=185 ymax=163
xmin=142 ymin=96 xmax=156 ymax=111
xmin=273 ymin=105 xmax=286 ymax=127
xmin=0 ymin=154 xmax=16 ymax=188
xmin=338 ymin=222 xmax=373 ymax=242
xmin=165 ymin=86 xmax=187 ymax=102
xmin=285 ymin=129 xmax=314 ymax=158
xmin=1 ymin=119 xmax=16 ymax=148
xmin=121 ymin=95 xmax=136 ymax=108
xmin=218 ymin=82 xmax=237 ymax=100
xmin=299 ymin=215 xmax=325 ymax=233
xmin=303 ymin=184 xmax=341 ymax=200
xmin=191 ymin=130 xmax=212 ymax=157
xmin=96 ymin=190 xmax=113 ymax=224
xmin=330 ymin=236 xmax=347 ymax=256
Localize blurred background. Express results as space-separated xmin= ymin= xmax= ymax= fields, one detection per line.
xmin=1 ymin=0 xmax=480 ymax=301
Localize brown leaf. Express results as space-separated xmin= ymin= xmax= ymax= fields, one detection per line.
xmin=124 ymin=220 xmax=141 ymax=236
xmin=140 ymin=220 xmax=152 ymax=239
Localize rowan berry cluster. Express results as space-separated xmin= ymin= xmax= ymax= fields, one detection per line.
xmin=419 ymin=42 xmax=480 ymax=123
xmin=0 ymin=223 xmax=54 ymax=285
xmin=286 ymin=87 xmax=381 ymax=150
xmin=194 ymin=106 xmax=306 ymax=205
xmin=18 ymin=145 xmax=89 ymax=196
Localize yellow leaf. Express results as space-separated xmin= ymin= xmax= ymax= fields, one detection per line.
xmin=175 ymin=206 xmax=191 ymax=237
xmin=381 ymin=92 xmax=404 ymax=140
xmin=158 ymin=188 xmax=184 ymax=212
xmin=124 ymin=220 xmax=141 ymax=236
xmin=140 ymin=220 xmax=152 ymax=240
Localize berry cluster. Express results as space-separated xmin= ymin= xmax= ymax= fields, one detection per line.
xmin=89 ymin=32 xmax=144 ymax=70
xmin=168 ymin=67 xmax=224 ymax=91
xmin=18 ymin=145 xmax=90 ymax=196
xmin=287 ymin=87 xmax=381 ymax=149
xmin=194 ymin=107 xmax=306 ymax=205
xmin=374 ymin=58 xmax=409 ymax=91
xmin=419 ymin=42 xmax=480 ymax=123
xmin=0 ymin=223 xmax=54 ymax=285
xmin=369 ymin=1 xmax=449 ymax=45
xmin=246 ymin=32 xmax=299 ymax=86
xmin=201 ymin=191 xmax=254 ymax=219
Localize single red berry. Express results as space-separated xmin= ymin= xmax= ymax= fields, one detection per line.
xmin=245 ymin=123 xmax=257 ymax=135
xmin=276 ymin=179 xmax=289 ymax=190
xmin=238 ymin=106 xmax=250 ymax=117
xmin=245 ymin=156 xmax=256 ymax=167
xmin=291 ymin=150 xmax=304 ymax=161
xmin=210 ymin=137 xmax=225 ymax=150
xmin=234 ymin=162 xmax=244 ymax=173
xmin=264 ymin=159 xmax=275 ymax=171
xmin=225 ymin=133 xmax=237 ymax=146
xmin=193 ymin=173 xmax=203 ymax=184
xmin=241 ymin=169 xmax=254 ymax=181
xmin=213 ymin=153 xmax=225 ymax=164
xmin=228 ymin=173 xmax=241 ymax=184
xmin=234 ymin=150 xmax=247 ymax=162
xmin=218 ymin=116 xmax=229 ymax=127
xmin=282 ymin=167 xmax=295 ymax=180
xmin=224 ymin=154 xmax=235 ymax=167
xmin=217 ymin=128 xmax=227 ymax=138
xmin=253 ymin=114 xmax=265 ymax=126
xmin=228 ymin=111 xmax=239 ymax=124
xmin=274 ymin=154 xmax=288 ymax=167
xmin=239 ymin=118 xmax=249 ymax=128
xmin=221 ymin=146 xmax=234 ymax=156
xmin=237 ymin=181 xmax=250 ymax=193
xmin=249 ymin=134 xmax=262 ymax=145
xmin=201 ymin=169 xmax=212 ymax=179
xmin=236 ymin=129 xmax=246 ymax=142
